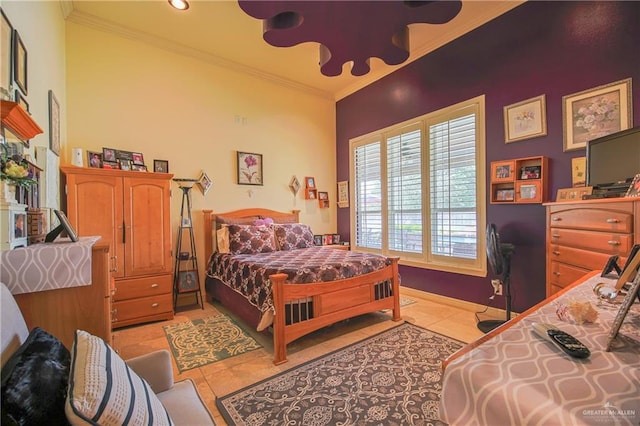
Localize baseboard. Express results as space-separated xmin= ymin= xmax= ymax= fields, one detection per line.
xmin=400 ymin=286 xmax=519 ymax=319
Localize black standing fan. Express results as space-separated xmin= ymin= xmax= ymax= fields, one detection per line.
xmin=478 ymin=223 xmax=515 ymax=333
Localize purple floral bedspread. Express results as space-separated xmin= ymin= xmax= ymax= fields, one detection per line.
xmin=206 ymin=247 xmax=391 ymax=314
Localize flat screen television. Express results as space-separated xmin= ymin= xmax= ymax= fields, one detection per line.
xmin=586 ymin=126 xmax=640 ymax=188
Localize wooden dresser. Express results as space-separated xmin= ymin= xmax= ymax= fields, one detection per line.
xmin=545 ymin=198 xmax=640 ymax=296
xmin=13 ymin=240 xmax=112 ymax=349
xmin=62 ymin=167 xmax=174 ymax=328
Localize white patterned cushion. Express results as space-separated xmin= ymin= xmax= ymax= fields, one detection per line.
xmin=65 ymin=330 xmax=173 ymax=425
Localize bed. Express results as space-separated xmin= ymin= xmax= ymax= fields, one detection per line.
xmin=203 ymin=208 xmax=401 ymax=364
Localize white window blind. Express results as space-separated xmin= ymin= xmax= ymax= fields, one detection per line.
xmin=349 ymin=96 xmax=485 ymax=276
xmin=387 ymin=127 xmax=422 ymax=253
xmin=354 ymin=141 xmax=382 ymax=249
xmin=429 ymin=114 xmax=477 ymax=259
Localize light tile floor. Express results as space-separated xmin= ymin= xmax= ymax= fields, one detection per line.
xmin=113 ymin=290 xmax=490 ymax=425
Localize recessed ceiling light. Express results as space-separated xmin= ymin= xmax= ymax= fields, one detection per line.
xmin=168 ymin=0 xmax=189 ymax=11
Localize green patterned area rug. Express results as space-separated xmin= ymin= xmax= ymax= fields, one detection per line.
xmin=217 ymin=322 xmax=464 ymax=426
xmin=163 ymin=315 xmax=261 ymax=372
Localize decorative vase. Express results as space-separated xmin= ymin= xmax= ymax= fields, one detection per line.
xmin=0 ymin=182 xmax=17 ymax=204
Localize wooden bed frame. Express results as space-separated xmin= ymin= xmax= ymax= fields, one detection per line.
xmin=203 ymin=208 xmax=401 ymax=364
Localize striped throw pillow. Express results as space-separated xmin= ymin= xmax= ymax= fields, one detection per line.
xmin=65 ymin=330 xmax=173 ymax=425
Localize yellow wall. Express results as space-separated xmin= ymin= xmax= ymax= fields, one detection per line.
xmin=1 ymin=1 xmax=66 ymax=178
xmin=65 ymin=21 xmax=337 ymax=284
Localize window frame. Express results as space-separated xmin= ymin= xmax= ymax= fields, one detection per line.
xmin=349 ymin=95 xmax=487 ymax=277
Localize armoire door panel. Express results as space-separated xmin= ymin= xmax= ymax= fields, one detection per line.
xmin=123 ymin=177 xmax=172 ymax=277
xmin=65 ymin=174 xmax=125 ymax=278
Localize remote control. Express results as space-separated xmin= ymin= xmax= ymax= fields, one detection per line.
xmin=531 ymin=322 xmax=591 ymax=359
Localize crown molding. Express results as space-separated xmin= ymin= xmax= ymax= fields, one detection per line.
xmin=59 ymin=0 xmax=74 ymax=19
xmin=65 ymin=9 xmax=334 ymax=101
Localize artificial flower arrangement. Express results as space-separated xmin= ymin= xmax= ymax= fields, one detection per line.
xmin=1 ymin=144 xmax=37 ymax=187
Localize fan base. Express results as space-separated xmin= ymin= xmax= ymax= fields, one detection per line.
xmin=477 ymin=319 xmax=506 ymax=333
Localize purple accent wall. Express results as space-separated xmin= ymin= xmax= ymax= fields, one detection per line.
xmin=336 ymin=1 xmax=640 ymax=312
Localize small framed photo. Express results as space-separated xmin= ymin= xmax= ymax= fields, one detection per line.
xmin=495 ymin=189 xmax=514 ymax=201
xmin=337 ymin=180 xmax=349 ymax=208
xmin=305 ymin=176 xmax=316 ymax=188
xmin=332 ymin=234 xmax=341 ymax=245
xmin=323 ymin=234 xmax=333 ymax=245
xmin=305 ymin=188 xmax=317 ymax=199
xmin=181 ymin=217 xmax=192 ymax=228
xmin=15 ymin=90 xmax=28 ymax=112
xmin=197 ymin=170 xmax=212 ymax=195
xmin=102 ymin=160 xmax=119 ymax=170
xmin=115 ymin=150 xmax=133 ymax=161
xmin=520 ymin=165 xmax=541 ymax=180
xmin=625 ymin=174 xmax=640 ymax=198
xmin=132 ymin=152 xmax=144 ymax=165
xmin=491 ymin=161 xmax=514 ymax=182
xmin=237 ymin=151 xmax=263 ymax=185
xmin=87 ymin=151 xmax=102 ymax=168
xmin=102 ymin=147 xmax=117 ymax=163
xmin=571 ymin=156 xmax=586 ymax=187
xmin=131 ymin=164 xmax=147 ymax=172
xmin=562 ymin=78 xmax=632 ymax=152
xmin=154 ymin=159 xmax=169 ymax=173
xmin=177 ymin=270 xmax=199 ymax=293
xmin=556 ymin=186 xmax=593 ymax=202
xmin=318 ymin=191 xmax=328 ymax=200
xmin=48 ymin=90 xmax=60 ymax=156
xmin=503 ymin=94 xmax=547 ymax=143
xmin=519 ymin=184 xmax=538 ymax=200
xmin=289 ymin=175 xmax=301 ymax=196
xmin=12 ymin=29 xmax=27 ymax=95
xmin=118 ymin=159 xmax=132 ymax=171
xmin=314 ymin=235 xmax=323 ymax=246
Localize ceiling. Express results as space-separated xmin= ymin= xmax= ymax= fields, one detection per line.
xmin=66 ymin=0 xmax=524 ymax=101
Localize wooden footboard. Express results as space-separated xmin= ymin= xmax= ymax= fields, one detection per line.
xmin=270 ymin=257 xmax=401 ymax=364
xmin=203 ymin=208 xmax=402 ymax=365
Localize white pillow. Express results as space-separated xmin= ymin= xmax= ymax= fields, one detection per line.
xmin=217 ymin=225 xmax=230 ymax=253
xmin=65 ymin=330 xmax=173 ymax=426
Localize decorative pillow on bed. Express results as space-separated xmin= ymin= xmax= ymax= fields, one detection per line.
xmin=66 ymin=330 xmax=173 ymax=426
xmin=1 ymin=327 xmax=70 ymax=426
xmin=273 ymin=223 xmax=315 ymax=250
xmin=227 ymin=224 xmax=277 ymax=254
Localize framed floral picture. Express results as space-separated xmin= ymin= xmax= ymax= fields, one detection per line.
xmin=237 ymin=151 xmax=263 ymax=185
xmin=562 ymin=78 xmax=633 ymax=152
xmin=503 ymin=94 xmax=547 ymax=143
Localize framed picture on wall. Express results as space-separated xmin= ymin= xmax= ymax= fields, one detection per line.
xmin=48 ymin=90 xmax=60 ymax=156
xmin=12 ymin=29 xmax=27 ymax=95
xmin=237 ymin=151 xmax=263 ymax=185
xmin=503 ymin=94 xmax=547 ymax=143
xmin=562 ymin=78 xmax=633 ymax=152
xmin=0 ymin=9 xmax=12 ymax=95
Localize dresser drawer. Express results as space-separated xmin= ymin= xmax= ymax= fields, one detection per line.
xmin=548 ymin=245 xmax=612 ymax=271
xmin=113 ymin=274 xmax=172 ymax=301
xmin=112 ymin=293 xmax=173 ymax=324
xmin=549 ymin=206 xmax=633 ymax=232
xmin=549 ymin=228 xmax=633 ymax=254
xmin=549 ymin=261 xmax=591 ymax=289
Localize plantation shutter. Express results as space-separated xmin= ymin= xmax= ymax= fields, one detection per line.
xmin=354 ymin=141 xmax=382 ymax=249
xmin=387 ymin=126 xmax=422 ymax=253
xmin=429 ymin=113 xmax=477 ymax=259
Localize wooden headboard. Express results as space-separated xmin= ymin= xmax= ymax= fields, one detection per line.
xmin=202 ymin=208 xmax=300 ymax=259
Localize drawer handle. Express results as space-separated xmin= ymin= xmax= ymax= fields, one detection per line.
xmin=553 ymin=271 xmax=560 ymax=276
xmin=111 ymin=309 xmax=118 ymax=315
xmin=552 ymin=234 xmax=560 ymax=239
xmin=151 ymin=303 xmax=159 ymax=308
xmin=606 ymin=218 xmax=620 ymax=223
xmin=608 ymin=240 xmax=621 ymax=246
xmin=552 ymin=217 xmax=562 ymax=222
xmin=150 ymin=283 xmax=159 ymax=288
xmin=552 ymin=251 xmax=560 ymax=255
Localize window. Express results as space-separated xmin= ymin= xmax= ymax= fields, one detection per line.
xmin=350 ymin=96 xmax=486 ymax=276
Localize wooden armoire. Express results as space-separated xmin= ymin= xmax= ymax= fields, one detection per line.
xmin=61 ymin=166 xmax=174 ymax=328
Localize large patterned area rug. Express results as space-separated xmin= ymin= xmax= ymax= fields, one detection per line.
xmin=163 ymin=314 xmax=261 ymax=372
xmin=217 ymin=322 xmax=464 ymax=426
